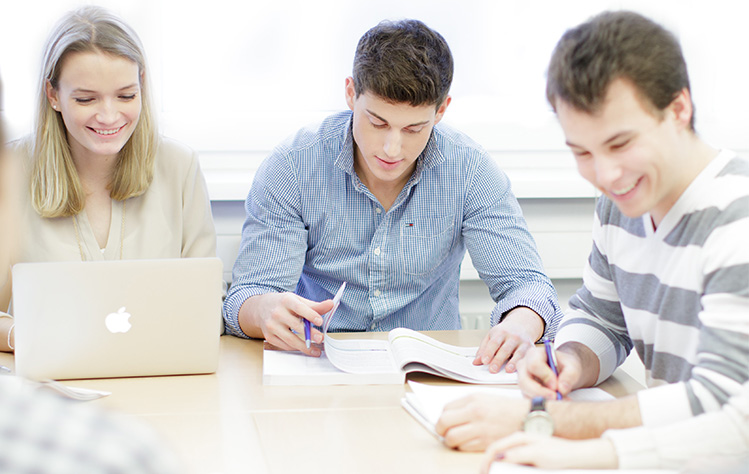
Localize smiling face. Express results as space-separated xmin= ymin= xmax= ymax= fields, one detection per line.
xmin=556 ymin=78 xmax=694 ymax=225
xmin=46 ymin=51 xmax=142 ymax=164
xmin=345 ymin=77 xmax=449 ymax=195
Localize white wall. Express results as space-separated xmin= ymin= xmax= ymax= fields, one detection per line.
xmin=2 ymin=0 xmax=748 ymax=156
xmin=3 ymin=1 xmax=747 ymax=328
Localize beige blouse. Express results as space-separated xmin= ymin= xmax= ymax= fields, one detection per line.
xmin=13 ymin=137 xmax=217 ymax=264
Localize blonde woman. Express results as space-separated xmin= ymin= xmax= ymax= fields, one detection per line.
xmin=1 ymin=6 xmax=216 ymax=352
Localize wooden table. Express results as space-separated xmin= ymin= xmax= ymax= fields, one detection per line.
xmin=0 ymin=331 xmax=645 ymax=474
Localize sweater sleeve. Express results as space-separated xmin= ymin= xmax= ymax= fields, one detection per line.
xmin=554 ymin=198 xmax=634 ymax=384
xmin=603 ymin=381 xmax=749 ymax=470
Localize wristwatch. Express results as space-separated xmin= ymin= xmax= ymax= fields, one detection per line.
xmin=523 ymin=396 xmax=554 ymax=436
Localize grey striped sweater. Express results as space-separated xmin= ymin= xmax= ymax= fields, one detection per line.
xmin=556 ymin=149 xmax=749 ymax=426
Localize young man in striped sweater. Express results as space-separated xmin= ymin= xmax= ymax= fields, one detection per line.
xmin=436 ymin=10 xmax=749 ymax=468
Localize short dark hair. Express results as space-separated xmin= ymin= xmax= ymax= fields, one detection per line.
xmin=353 ymin=19 xmax=453 ymax=108
xmin=546 ymin=11 xmax=694 ymax=130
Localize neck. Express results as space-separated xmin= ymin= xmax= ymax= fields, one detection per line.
xmin=70 ymin=146 xmax=118 ymax=195
xmin=651 ymin=134 xmax=719 ymax=227
xmin=674 ymin=133 xmax=719 ymax=192
xmin=354 ymin=161 xmax=415 ymax=212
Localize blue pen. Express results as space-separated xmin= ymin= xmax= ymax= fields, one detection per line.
xmin=543 ymin=337 xmax=563 ymax=400
xmin=304 ymin=318 xmax=311 ymax=349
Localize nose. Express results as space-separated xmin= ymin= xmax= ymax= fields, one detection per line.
xmin=95 ymin=99 xmax=119 ymax=124
xmin=593 ymin=155 xmax=623 ymax=188
xmin=383 ymin=130 xmax=402 ymax=159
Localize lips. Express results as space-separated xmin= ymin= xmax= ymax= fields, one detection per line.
xmin=610 ymin=177 xmax=642 ymax=197
xmin=376 ymin=156 xmax=402 ymax=170
xmin=89 ymin=124 xmax=126 ymax=136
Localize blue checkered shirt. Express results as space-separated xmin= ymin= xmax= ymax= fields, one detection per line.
xmin=224 ymin=111 xmax=562 ymax=336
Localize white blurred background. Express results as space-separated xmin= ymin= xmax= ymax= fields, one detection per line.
xmin=2 ymin=0 xmax=747 ymax=160
xmin=2 ymin=1 xmax=747 ymax=336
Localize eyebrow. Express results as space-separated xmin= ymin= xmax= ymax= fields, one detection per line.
xmin=366 ymin=109 xmax=430 ymax=128
xmin=602 ymin=131 xmax=632 ymax=145
xmin=565 ymin=131 xmax=632 ymax=149
xmin=71 ymin=83 xmax=139 ymax=94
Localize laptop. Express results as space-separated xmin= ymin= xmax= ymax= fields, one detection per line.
xmin=11 ymin=257 xmax=223 ymax=381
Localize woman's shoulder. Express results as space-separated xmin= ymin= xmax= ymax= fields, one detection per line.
xmin=155 ymin=136 xmax=198 ymax=164
xmin=153 ymin=136 xmax=201 ymax=177
xmin=150 ymin=137 xmax=205 ymax=193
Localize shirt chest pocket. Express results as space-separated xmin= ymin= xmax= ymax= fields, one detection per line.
xmin=399 ymin=214 xmax=455 ymax=276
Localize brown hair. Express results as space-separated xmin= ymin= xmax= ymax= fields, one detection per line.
xmin=32 ymin=6 xmax=157 ymax=218
xmin=353 ymin=19 xmax=453 ymax=108
xmin=546 ymin=10 xmax=694 ymax=130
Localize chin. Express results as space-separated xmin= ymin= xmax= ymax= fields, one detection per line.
xmin=90 ymin=147 xmax=126 ymax=159
xmin=613 ymin=202 xmax=648 ymax=219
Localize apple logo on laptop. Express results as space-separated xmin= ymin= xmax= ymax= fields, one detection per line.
xmin=105 ymin=307 xmax=132 ymax=333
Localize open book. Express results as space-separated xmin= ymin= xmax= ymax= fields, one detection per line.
xmin=262 ymin=282 xmax=517 ymax=386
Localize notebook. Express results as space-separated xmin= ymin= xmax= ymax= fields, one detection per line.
xmin=11 ymin=257 xmax=223 ymax=381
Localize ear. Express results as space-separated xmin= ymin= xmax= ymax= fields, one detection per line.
xmin=344 ymin=77 xmax=357 ymax=111
xmin=433 ymin=96 xmax=451 ymax=125
xmin=669 ymin=88 xmax=693 ymax=130
xmin=45 ymin=81 xmax=59 ymax=110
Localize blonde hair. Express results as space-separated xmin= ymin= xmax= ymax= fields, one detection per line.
xmin=32 ymin=6 xmax=157 ymax=218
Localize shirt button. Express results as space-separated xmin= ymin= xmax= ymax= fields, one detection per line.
xmin=374 ymin=289 xmax=381 ymax=297
xmin=374 ymin=247 xmax=381 ymax=256
xmin=376 ymin=207 xmax=382 ymax=214
xmin=370 ymin=323 xmax=377 ymax=330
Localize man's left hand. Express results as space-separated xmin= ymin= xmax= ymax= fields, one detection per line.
xmin=473 ymin=306 xmax=544 ymax=373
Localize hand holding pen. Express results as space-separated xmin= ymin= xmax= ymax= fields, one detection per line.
xmin=305 ymin=282 xmax=346 ymax=349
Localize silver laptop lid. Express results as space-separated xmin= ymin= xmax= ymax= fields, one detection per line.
xmin=12 ymin=257 xmax=223 ymax=380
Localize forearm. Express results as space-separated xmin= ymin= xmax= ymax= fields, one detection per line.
xmin=605 ymin=385 xmax=749 ymax=469
xmin=464 ymin=155 xmax=562 ymax=337
xmin=237 ymin=294 xmax=267 ymax=339
xmin=548 ymin=395 xmax=643 ymax=439
xmin=489 ymin=284 xmax=561 ymax=337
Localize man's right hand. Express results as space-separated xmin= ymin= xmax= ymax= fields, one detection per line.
xmin=517 ymin=343 xmax=588 ymax=399
xmin=237 ymin=293 xmax=334 ymax=357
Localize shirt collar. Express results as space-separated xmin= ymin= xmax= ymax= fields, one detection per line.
xmin=334 ymin=113 xmax=356 ymax=175
xmin=333 ymin=113 xmax=447 ymax=185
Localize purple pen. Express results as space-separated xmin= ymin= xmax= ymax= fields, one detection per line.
xmin=543 ymin=337 xmax=563 ymax=400
xmin=304 ymin=318 xmax=311 ymax=349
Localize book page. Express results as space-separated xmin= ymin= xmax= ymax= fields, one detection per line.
xmin=263 ymin=350 xmax=348 ymax=384
xmin=263 ymin=347 xmax=403 ymax=385
xmin=388 ymin=328 xmax=517 ymax=384
xmin=323 ymin=336 xmax=401 ymax=375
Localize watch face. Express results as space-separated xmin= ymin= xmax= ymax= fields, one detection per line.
xmin=523 ymin=411 xmax=554 ymax=436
